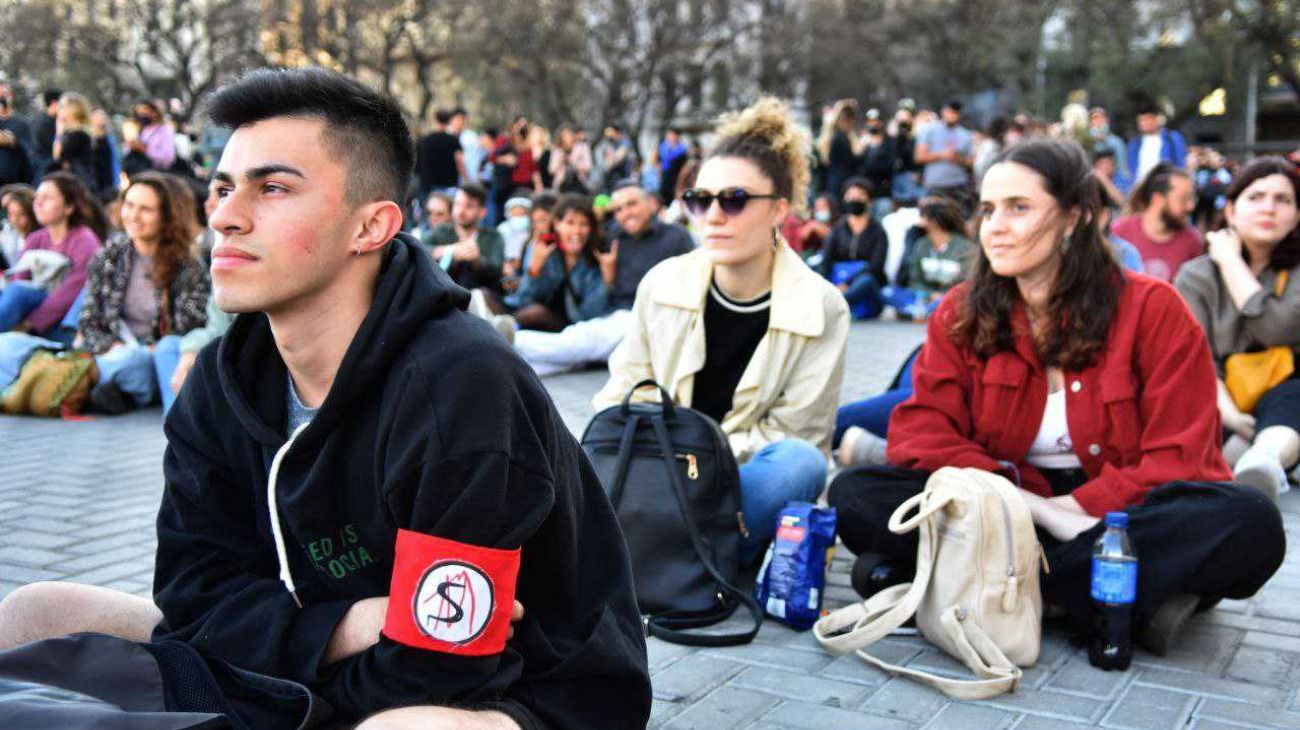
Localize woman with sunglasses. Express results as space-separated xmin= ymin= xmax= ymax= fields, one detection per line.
xmin=827 ymin=139 xmax=1283 ymax=655
xmin=595 ymin=98 xmax=850 ymax=562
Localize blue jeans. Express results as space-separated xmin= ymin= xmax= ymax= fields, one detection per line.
xmin=844 ymin=274 xmax=885 ymax=320
xmin=0 ymin=282 xmax=47 ymax=332
xmin=739 ymin=438 xmax=827 ymax=563
xmin=0 ymin=332 xmax=62 ymax=388
xmin=833 ymin=346 xmax=921 ymax=446
xmin=94 ymin=335 xmax=182 ymax=411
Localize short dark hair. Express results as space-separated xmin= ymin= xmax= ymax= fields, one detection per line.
xmin=530 ymin=190 xmax=559 ymax=212
xmin=919 ymin=199 xmax=965 ymax=233
xmin=944 ymin=100 xmax=963 ymax=113
xmin=435 ymin=108 xmax=453 ymax=125
xmin=457 ymin=182 xmax=488 ymax=206
xmin=41 ymin=89 xmax=62 ymax=106
xmin=1135 ymin=102 xmax=1162 ymax=117
xmin=842 ymin=176 xmax=873 ymax=199
xmin=612 ymin=178 xmax=644 ymax=193
xmin=1092 ymin=148 xmax=1116 ymax=163
xmin=204 ymin=67 xmax=414 ymax=206
xmin=451 ymin=107 xmax=468 ymax=118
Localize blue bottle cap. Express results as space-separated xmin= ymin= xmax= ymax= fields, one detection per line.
xmin=1105 ymin=512 xmax=1128 ymax=528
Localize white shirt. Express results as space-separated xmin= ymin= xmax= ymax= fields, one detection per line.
xmin=1137 ymin=133 xmax=1163 ymax=182
xmin=882 ymin=207 xmax=922 ymax=283
xmin=1025 ymin=389 xmax=1082 ymax=470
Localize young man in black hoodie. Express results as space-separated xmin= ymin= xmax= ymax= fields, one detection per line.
xmin=0 ymin=68 xmax=650 ymax=729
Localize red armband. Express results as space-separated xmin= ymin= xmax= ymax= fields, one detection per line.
xmin=382 ymin=529 xmax=521 ymax=656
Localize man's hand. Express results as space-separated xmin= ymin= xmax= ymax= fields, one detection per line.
xmin=0 ymin=130 xmax=15 ymax=148
xmin=452 ymin=240 xmax=481 ymax=263
xmin=596 ymin=241 xmax=619 ymax=285
xmin=170 ymin=350 xmax=199 ymax=395
xmin=324 ymin=597 xmax=526 ymax=666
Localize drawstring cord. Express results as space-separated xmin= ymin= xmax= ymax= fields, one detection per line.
xmin=268 ymin=423 xmax=310 ymax=608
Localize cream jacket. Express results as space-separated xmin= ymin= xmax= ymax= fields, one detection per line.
xmin=594 ymin=241 xmax=850 ymax=462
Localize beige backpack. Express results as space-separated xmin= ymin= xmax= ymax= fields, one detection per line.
xmin=814 ymin=467 xmax=1046 ymax=699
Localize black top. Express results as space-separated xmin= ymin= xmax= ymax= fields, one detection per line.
xmin=819 ymin=217 xmax=889 ymax=286
xmin=0 ymin=116 xmax=33 ymax=186
xmin=609 ymin=220 xmax=695 ymax=312
xmin=56 ymin=130 xmax=98 ymax=192
xmin=153 ymin=235 xmax=651 ymax=728
xmin=415 ymin=130 xmax=462 ymax=189
xmin=693 ymin=279 xmax=771 ymax=424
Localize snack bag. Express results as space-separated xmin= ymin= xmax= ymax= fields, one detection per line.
xmin=755 ymin=502 xmax=837 ymax=630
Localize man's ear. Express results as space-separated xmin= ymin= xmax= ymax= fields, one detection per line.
xmin=353 ymin=200 xmax=405 ymax=255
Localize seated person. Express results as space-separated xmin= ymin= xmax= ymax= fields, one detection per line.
xmin=1176 ymin=157 xmax=1300 ymax=499
xmin=827 ymin=139 xmax=1284 ymax=656
xmin=415 ymin=190 xmax=451 ymax=241
xmin=882 ymin=197 xmax=974 ymax=319
xmin=421 ymin=182 xmax=506 ymax=293
xmin=496 ymin=193 xmax=532 ymax=279
xmin=791 ymin=192 xmax=837 ymax=254
xmin=0 ymin=172 xmax=104 ymax=334
xmin=1112 ymin=164 xmax=1203 ymax=283
xmin=475 ymin=194 xmax=613 ymax=333
xmin=880 ymin=196 xmax=922 ymax=284
xmin=0 ymin=67 xmax=650 ymax=730
xmin=594 ymin=98 xmax=849 ymax=562
xmin=513 ymin=181 xmax=693 ymax=376
xmin=68 ymin=171 xmax=209 ymax=414
xmin=818 ymin=177 xmax=889 ymax=319
xmin=0 ymin=184 xmax=37 ymax=269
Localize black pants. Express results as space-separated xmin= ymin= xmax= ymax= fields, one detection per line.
xmin=1257 ymin=377 xmax=1300 ymax=432
xmin=827 ymin=466 xmax=1286 ymax=638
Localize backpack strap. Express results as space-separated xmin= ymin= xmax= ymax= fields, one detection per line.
xmin=855 ymin=605 xmax=1022 ymax=700
xmin=643 ymin=414 xmax=762 ymax=647
xmin=813 ymin=488 xmax=948 ymax=652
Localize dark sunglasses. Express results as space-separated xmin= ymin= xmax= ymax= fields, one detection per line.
xmin=681 ymin=188 xmax=782 ymax=217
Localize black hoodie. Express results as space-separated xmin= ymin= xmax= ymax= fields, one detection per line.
xmin=152 ymin=234 xmax=651 ymax=728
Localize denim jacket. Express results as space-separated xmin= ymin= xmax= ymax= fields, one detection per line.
xmin=513 ymin=252 xmax=609 ymax=324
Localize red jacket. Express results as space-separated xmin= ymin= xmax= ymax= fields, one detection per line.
xmin=887 ymin=272 xmax=1231 ymax=516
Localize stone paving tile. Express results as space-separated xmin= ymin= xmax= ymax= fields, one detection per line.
xmin=3 ymin=319 xmax=1299 ymax=729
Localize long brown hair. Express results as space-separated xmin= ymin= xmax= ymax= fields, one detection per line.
xmin=122 ymin=172 xmax=199 ymax=290
xmin=552 ymin=193 xmax=605 ymax=267
xmin=1225 ymin=156 xmax=1300 ymax=271
xmin=41 ymin=171 xmax=109 ymax=242
xmin=952 ymin=139 xmax=1123 ymax=370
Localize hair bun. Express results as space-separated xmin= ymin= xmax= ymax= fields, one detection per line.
xmin=714 ymin=97 xmax=811 ymax=213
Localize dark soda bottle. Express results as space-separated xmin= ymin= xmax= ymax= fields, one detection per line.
xmin=1088 ymin=511 xmax=1137 ymax=670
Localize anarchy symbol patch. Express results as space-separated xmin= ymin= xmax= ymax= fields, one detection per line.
xmin=412 ymin=560 xmax=496 ymax=645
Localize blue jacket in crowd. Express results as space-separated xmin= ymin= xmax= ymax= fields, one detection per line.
xmin=1126 ymin=127 xmax=1188 ymax=181
xmin=512 ymin=251 xmax=609 ymax=324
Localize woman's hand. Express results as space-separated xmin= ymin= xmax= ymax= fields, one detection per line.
xmin=1020 ymin=490 xmax=1101 ymax=543
xmin=1207 ymin=228 xmax=1243 ymax=267
xmin=528 ymin=238 xmax=556 ymax=277
xmin=1222 ymin=407 xmax=1257 ymax=441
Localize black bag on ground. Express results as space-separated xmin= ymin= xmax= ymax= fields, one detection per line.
xmin=580 ymin=379 xmax=762 ymax=646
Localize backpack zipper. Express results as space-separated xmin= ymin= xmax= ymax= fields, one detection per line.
xmin=995 ymin=487 xmax=1020 ymax=613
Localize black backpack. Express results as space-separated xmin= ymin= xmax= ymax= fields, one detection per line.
xmin=580 ymin=380 xmax=762 ymax=646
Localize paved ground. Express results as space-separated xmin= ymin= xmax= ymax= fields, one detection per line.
xmin=3 ymin=318 xmax=1300 ymax=729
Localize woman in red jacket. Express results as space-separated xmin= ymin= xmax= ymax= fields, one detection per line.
xmin=828 ymin=138 xmax=1284 ymax=655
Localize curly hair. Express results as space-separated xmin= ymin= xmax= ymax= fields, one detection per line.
xmin=710 ymin=97 xmax=812 ymax=214
xmin=122 ymin=172 xmax=199 ymax=291
xmin=951 ymin=138 xmax=1124 ymax=370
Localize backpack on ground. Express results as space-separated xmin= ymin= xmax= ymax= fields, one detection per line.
xmin=581 ymin=379 xmax=762 ymax=646
xmin=813 ymin=467 xmax=1045 ymax=699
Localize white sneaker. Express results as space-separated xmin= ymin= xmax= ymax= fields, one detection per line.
xmin=838 ymin=426 xmax=888 ymax=467
xmin=1233 ymin=447 xmax=1287 ymax=501
xmin=489 ymin=314 xmax=517 ymax=345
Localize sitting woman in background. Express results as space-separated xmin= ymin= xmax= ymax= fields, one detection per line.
xmin=78 ymin=171 xmax=209 ymax=413
xmin=883 ymin=197 xmax=975 ymax=319
xmin=595 ymin=98 xmax=849 ymax=562
xmin=0 ymin=184 xmax=38 ymax=269
xmin=1175 ymin=157 xmax=1300 ymax=499
xmin=828 ymin=139 xmax=1283 ymax=655
xmin=0 ymin=172 xmax=104 ymax=334
xmin=489 ymin=194 xmax=613 ymax=333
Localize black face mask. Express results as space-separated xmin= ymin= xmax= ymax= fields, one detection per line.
xmin=898 ymin=122 xmax=912 ymax=134
xmin=135 ymin=114 xmax=153 ymax=126
xmin=844 ymin=200 xmax=868 ymax=216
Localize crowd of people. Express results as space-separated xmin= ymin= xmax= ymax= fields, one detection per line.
xmin=0 ymin=64 xmax=1295 ymax=728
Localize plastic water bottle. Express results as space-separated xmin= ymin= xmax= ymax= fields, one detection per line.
xmin=1088 ymin=512 xmax=1136 ymax=670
